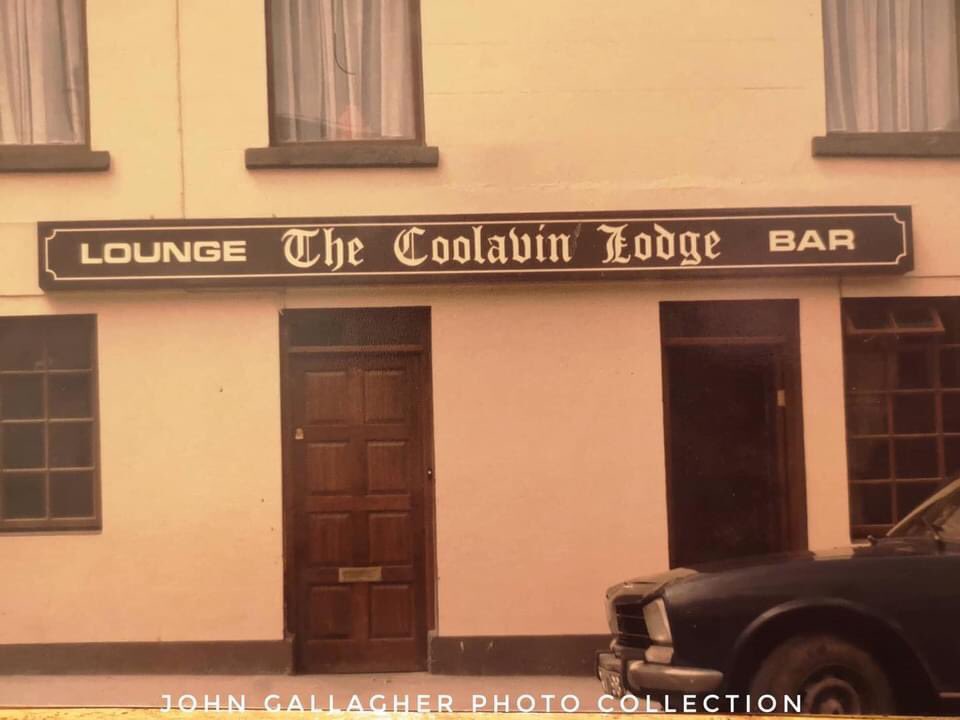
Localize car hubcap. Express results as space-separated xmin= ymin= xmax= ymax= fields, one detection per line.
xmin=802 ymin=676 xmax=862 ymax=715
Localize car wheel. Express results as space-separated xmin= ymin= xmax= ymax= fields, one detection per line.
xmin=749 ymin=634 xmax=895 ymax=715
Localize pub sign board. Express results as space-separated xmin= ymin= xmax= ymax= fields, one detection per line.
xmin=38 ymin=206 xmax=912 ymax=290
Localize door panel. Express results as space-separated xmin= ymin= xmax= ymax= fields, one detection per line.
xmin=291 ymin=353 xmax=426 ymax=673
xmin=667 ymin=345 xmax=787 ymax=567
xmin=661 ymin=300 xmax=806 ymax=568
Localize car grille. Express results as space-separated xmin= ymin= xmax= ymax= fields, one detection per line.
xmin=614 ymin=601 xmax=651 ymax=648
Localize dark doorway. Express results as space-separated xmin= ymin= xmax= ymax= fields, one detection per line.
xmin=661 ymin=301 xmax=806 ymax=568
xmin=281 ymin=308 xmax=435 ymax=673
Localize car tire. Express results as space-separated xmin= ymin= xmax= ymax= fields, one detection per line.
xmin=749 ymin=633 xmax=896 ymax=715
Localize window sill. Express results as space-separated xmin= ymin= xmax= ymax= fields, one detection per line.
xmin=0 ymin=144 xmax=110 ymax=172
xmin=812 ymin=131 xmax=960 ymax=157
xmin=245 ymin=141 xmax=439 ymax=169
xmin=0 ymin=518 xmax=101 ymax=534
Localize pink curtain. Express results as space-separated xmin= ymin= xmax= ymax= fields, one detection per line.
xmin=270 ymin=0 xmax=417 ymax=142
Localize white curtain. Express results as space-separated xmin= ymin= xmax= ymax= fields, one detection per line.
xmin=270 ymin=0 xmax=416 ymax=142
xmin=0 ymin=0 xmax=86 ymax=144
xmin=823 ymin=0 xmax=960 ymax=132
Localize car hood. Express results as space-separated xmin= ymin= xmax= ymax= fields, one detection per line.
xmin=605 ymin=566 xmax=699 ymax=604
xmin=610 ymin=537 xmax=940 ymax=599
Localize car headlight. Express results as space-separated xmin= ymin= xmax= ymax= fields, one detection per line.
xmin=642 ymin=597 xmax=672 ymax=645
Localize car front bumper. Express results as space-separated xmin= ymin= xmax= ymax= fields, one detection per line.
xmin=596 ymin=651 xmax=723 ymax=697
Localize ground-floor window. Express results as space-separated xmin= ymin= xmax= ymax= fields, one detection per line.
xmin=0 ymin=315 xmax=99 ymax=532
xmin=843 ymin=298 xmax=960 ymax=538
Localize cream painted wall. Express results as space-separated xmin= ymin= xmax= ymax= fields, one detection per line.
xmin=0 ymin=0 xmax=182 ymax=222
xmin=1 ymin=0 xmax=958 ymax=642
xmin=174 ymin=0 xmax=960 ymax=279
xmin=0 ymin=282 xmax=285 ymax=643
xmin=286 ymin=283 xmax=671 ymax=637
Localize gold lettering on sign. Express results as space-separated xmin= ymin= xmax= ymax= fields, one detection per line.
xmin=600 ymin=224 xmax=721 ymax=266
xmin=282 ymin=228 xmax=321 ymax=268
xmin=282 ymin=227 xmax=364 ymax=271
xmin=392 ymin=224 xmax=572 ymax=267
xmin=769 ymin=228 xmax=857 ymax=253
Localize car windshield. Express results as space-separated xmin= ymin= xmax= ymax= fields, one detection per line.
xmin=887 ymin=477 xmax=960 ymax=541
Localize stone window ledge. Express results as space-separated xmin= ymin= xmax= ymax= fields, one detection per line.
xmin=246 ymin=141 xmax=439 ymax=169
xmin=813 ymin=131 xmax=960 ymax=157
xmin=0 ymin=144 xmax=110 ymax=172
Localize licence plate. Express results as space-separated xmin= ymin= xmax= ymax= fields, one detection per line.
xmin=598 ymin=666 xmax=625 ymax=698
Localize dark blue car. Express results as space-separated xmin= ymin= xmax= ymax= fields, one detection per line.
xmin=597 ymin=478 xmax=960 ymax=715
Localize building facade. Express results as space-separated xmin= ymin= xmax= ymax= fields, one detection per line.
xmin=1 ymin=0 xmax=959 ymax=674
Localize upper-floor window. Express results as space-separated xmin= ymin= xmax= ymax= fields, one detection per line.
xmin=0 ymin=0 xmax=108 ymax=171
xmin=269 ymin=0 xmax=417 ymax=142
xmin=0 ymin=0 xmax=87 ymax=145
xmin=247 ymin=0 xmax=437 ymax=167
xmin=824 ymin=0 xmax=959 ymax=132
xmin=816 ymin=0 xmax=960 ymax=156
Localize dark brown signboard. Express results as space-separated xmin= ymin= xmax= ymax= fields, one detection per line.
xmin=38 ymin=206 xmax=912 ymax=289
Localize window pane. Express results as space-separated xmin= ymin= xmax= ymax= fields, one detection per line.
xmin=2 ymin=475 xmax=46 ymax=519
xmin=0 ymin=320 xmax=44 ymax=370
xmin=896 ymin=481 xmax=941 ymax=521
xmin=823 ymin=0 xmax=960 ymax=132
xmin=846 ymin=393 xmax=887 ymax=435
xmin=849 ymin=438 xmax=890 ymax=480
xmin=946 ymin=437 xmax=960 ymax=476
xmin=48 ymin=374 xmax=91 ymax=418
xmin=895 ymin=350 xmax=933 ymax=389
xmin=49 ymin=422 xmax=92 ymax=468
xmin=49 ymin=471 xmax=94 ymax=518
xmin=851 ymin=484 xmax=892 ymax=526
xmin=0 ymin=375 xmax=44 ymax=419
xmin=894 ymin=437 xmax=939 ymax=478
xmin=2 ymin=424 xmax=45 ymax=469
xmin=892 ymin=307 xmax=940 ymax=330
xmin=943 ymin=348 xmax=960 ymax=388
xmin=846 ymin=305 xmax=892 ymax=331
xmin=945 ymin=393 xmax=960 ymax=433
xmin=892 ymin=393 xmax=936 ymax=433
xmin=269 ymin=0 xmax=417 ymax=142
xmin=845 ymin=352 xmax=886 ymax=391
xmin=46 ymin=319 xmax=92 ymax=369
xmin=288 ymin=308 xmax=425 ymax=346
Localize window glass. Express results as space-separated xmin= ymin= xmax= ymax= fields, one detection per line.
xmin=0 ymin=316 xmax=98 ymax=531
xmin=823 ymin=0 xmax=960 ymax=132
xmin=0 ymin=0 xmax=87 ymax=144
xmin=843 ymin=298 xmax=960 ymax=538
xmin=50 ymin=471 xmax=94 ymax=518
xmin=3 ymin=475 xmax=45 ymax=519
xmin=269 ymin=0 xmax=417 ymax=142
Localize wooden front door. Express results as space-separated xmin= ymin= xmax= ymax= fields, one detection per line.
xmin=289 ymin=352 xmax=428 ymax=672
